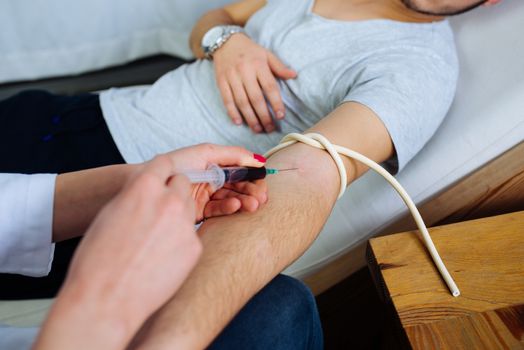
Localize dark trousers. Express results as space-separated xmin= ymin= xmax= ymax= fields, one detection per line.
xmin=0 ymin=90 xmax=125 ymax=299
xmin=210 ymin=274 xmax=323 ymax=350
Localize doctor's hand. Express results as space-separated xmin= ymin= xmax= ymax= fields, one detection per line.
xmin=155 ymin=143 xmax=268 ymax=223
xmin=213 ymin=34 xmax=297 ymax=134
xmin=35 ymin=156 xmax=202 ymax=350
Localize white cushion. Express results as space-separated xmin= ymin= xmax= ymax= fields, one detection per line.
xmin=0 ymin=0 xmax=233 ymax=83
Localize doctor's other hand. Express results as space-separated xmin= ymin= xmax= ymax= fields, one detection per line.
xmin=34 ymin=157 xmax=202 ymax=350
xmin=213 ymin=33 xmax=296 ymax=134
xmin=157 ymin=143 xmax=268 ymax=223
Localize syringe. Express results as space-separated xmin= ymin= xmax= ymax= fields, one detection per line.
xmin=180 ymin=164 xmax=296 ymax=189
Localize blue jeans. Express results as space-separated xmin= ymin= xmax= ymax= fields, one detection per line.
xmin=209 ymin=274 xmax=323 ymax=350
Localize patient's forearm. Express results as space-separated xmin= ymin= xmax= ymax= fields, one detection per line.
xmin=132 ymin=102 xmax=393 ymax=349
xmin=131 ymin=144 xmax=341 ymax=349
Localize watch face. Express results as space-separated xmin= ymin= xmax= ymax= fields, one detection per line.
xmin=202 ymin=26 xmax=225 ymax=51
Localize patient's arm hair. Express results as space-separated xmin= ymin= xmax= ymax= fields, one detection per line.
xmin=130 ymin=102 xmax=394 ymax=349
xmin=189 ymin=0 xmax=267 ymax=58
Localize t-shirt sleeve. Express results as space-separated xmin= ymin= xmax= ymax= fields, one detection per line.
xmin=342 ymin=47 xmax=458 ymax=173
xmin=0 ymin=174 xmax=56 ymax=277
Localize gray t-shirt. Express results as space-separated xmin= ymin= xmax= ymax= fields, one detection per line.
xmin=100 ymin=0 xmax=458 ymax=172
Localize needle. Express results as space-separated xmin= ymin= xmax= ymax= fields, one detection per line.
xmin=265 ymin=167 xmax=298 ymax=175
xmin=277 ymin=168 xmax=298 ymax=172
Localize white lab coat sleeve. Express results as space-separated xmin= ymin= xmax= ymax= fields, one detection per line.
xmin=0 ymin=174 xmax=56 ymax=277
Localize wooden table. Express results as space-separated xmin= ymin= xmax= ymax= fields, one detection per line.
xmin=367 ymin=211 xmax=524 ymax=349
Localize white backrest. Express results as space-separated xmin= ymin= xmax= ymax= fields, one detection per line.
xmin=0 ymin=0 xmax=233 ymax=83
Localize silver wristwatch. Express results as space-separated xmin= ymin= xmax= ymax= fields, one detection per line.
xmin=201 ymin=25 xmax=245 ymax=59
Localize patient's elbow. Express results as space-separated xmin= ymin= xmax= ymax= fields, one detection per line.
xmin=265 ymin=143 xmax=342 ymax=208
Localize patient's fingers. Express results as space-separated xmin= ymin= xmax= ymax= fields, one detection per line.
xmin=228 ymin=71 xmax=262 ymax=133
xmin=210 ymin=188 xmax=231 ymax=200
xmin=258 ymin=67 xmax=285 ymax=121
xmin=227 ymin=180 xmax=267 ymax=204
xmin=218 ymin=78 xmax=243 ymax=125
xmin=203 ymin=198 xmax=242 ymax=219
xmin=233 ymin=193 xmax=260 ymax=212
xmin=268 ymin=51 xmax=297 ymax=80
xmin=241 ymin=70 xmax=274 ymax=132
xmin=211 ymin=188 xmax=261 ymax=212
xmin=202 ymin=178 xmax=267 ymax=219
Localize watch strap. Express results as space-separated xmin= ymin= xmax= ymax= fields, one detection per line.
xmin=203 ymin=25 xmax=245 ymax=59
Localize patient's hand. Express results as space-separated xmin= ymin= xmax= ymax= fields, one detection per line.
xmin=195 ymin=179 xmax=267 ymax=222
xmin=150 ymin=144 xmax=268 ymax=223
xmin=213 ymin=34 xmax=296 ymax=133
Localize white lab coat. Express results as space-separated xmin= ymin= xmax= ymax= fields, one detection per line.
xmin=0 ymin=174 xmax=57 ymax=350
xmin=0 ymin=174 xmax=56 ymax=277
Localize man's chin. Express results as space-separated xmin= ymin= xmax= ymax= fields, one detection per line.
xmin=400 ymin=0 xmax=487 ymax=16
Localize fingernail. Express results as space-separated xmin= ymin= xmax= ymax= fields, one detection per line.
xmin=277 ymin=111 xmax=285 ymax=119
xmin=254 ymin=154 xmax=266 ymax=163
xmin=234 ymin=119 xmax=242 ymax=125
xmin=265 ymin=124 xmax=275 ymax=132
xmin=253 ymin=125 xmax=263 ymax=133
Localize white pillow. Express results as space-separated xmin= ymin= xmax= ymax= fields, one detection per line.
xmin=0 ymin=0 xmax=234 ymax=83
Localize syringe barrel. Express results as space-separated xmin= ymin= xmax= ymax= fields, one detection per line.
xmin=182 ymin=165 xmax=267 ymax=189
xmin=222 ymin=167 xmax=267 ymax=183
xmin=184 ymin=164 xmax=225 ymax=189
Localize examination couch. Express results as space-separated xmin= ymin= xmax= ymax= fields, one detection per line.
xmin=0 ymin=0 xmax=523 ymax=332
